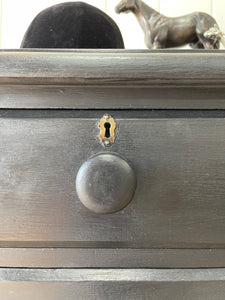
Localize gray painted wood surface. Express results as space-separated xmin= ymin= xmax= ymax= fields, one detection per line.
xmin=0 ymin=50 xmax=225 ymax=109
xmin=0 ymin=50 xmax=225 ymax=87
xmin=0 ymin=281 xmax=225 ymax=300
xmin=1 ymin=268 xmax=225 ymax=282
xmin=0 ymin=248 xmax=225 ymax=268
xmin=0 ymin=268 xmax=225 ymax=300
xmin=1 ymin=50 xmax=225 ymax=298
xmin=0 ymin=114 xmax=224 ymax=248
xmin=1 ymin=86 xmax=225 ymax=109
xmin=0 ymin=51 xmax=225 ymax=109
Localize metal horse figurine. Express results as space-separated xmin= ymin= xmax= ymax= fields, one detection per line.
xmin=115 ymin=0 xmax=220 ymax=49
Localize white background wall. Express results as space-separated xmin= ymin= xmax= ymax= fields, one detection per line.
xmin=0 ymin=0 xmax=224 ymax=49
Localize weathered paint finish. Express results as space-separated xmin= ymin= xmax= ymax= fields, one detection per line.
xmin=0 ymin=50 xmax=225 ymax=298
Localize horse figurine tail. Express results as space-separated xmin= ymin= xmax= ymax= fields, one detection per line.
xmin=204 ymin=25 xmax=225 ymax=48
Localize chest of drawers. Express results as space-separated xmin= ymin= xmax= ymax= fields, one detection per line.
xmin=0 ymin=50 xmax=225 ymax=299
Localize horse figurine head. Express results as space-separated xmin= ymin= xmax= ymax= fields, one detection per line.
xmin=115 ymin=0 xmax=137 ymax=14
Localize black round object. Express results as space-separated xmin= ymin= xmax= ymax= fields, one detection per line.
xmin=21 ymin=2 xmax=124 ymax=49
xmin=76 ymin=152 xmax=136 ymax=214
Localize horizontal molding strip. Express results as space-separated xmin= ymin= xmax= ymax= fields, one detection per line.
xmin=0 ymin=268 xmax=225 ymax=282
xmin=0 ymin=50 xmax=225 ymax=87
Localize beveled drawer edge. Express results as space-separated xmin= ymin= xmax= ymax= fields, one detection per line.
xmin=1 ymin=86 xmax=225 ymax=109
xmin=0 ymin=248 xmax=225 ymax=268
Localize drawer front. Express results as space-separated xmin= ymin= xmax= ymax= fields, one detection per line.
xmin=0 ymin=112 xmax=225 ymax=248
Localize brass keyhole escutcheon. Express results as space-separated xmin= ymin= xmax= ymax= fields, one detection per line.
xmin=99 ymin=114 xmax=116 ymax=147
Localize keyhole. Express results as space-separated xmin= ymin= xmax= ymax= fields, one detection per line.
xmin=104 ymin=122 xmax=111 ymax=138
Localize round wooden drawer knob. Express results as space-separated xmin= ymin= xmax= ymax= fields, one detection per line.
xmin=76 ymin=152 xmax=136 ymax=214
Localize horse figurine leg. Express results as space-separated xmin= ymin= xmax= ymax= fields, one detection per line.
xmin=144 ymin=25 xmax=168 ymax=49
xmin=152 ymin=27 xmax=168 ymax=49
xmin=194 ymin=34 xmax=218 ymax=49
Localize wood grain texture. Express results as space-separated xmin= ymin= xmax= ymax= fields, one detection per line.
xmin=0 ymin=115 xmax=224 ymax=248
xmin=1 ymin=50 xmax=225 ymax=296
xmin=0 ymin=281 xmax=225 ymax=300
xmin=0 ymin=50 xmax=225 ymax=87
xmin=1 ymin=50 xmax=225 ymax=109
xmin=1 ymin=248 xmax=225 ymax=268
xmin=1 ymin=268 xmax=225 ymax=282
xmin=1 ymin=86 xmax=225 ymax=109
xmin=0 ymin=268 xmax=225 ymax=300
